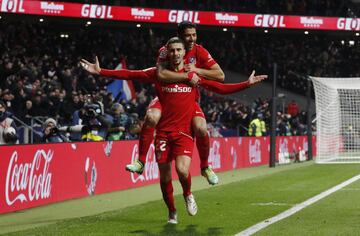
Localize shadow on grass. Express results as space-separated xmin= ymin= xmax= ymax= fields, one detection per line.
xmin=130 ymin=224 xmax=223 ymax=236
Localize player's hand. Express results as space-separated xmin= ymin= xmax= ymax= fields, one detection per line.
xmin=80 ymin=56 xmax=101 ymax=75
xmin=248 ymin=70 xmax=268 ymax=85
xmin=184 ymin=63 xmax=198 ymax=73
xmin=189 ymin=73 xmax=201 ymax=86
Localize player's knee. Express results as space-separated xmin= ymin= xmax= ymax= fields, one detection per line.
xmin=193 ymin=124 xmax=208 ymax=137
xmin=176 ymin=165 xmax=189 ymax=178
xmin=160 ymin=174 xmax=172 ymax=183
xmin=145 ymin=112 xmax=160 ymax=128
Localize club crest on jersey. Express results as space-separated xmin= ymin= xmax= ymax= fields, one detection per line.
xmin=189 ymin=57 xmax=196 ymax=64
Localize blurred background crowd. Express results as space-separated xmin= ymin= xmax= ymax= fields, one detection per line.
xmin=0 ymin=0 xmax=359 ymax=144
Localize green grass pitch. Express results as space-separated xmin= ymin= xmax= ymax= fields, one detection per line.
xmin=2 ymin=161 xmax=360 ymax=235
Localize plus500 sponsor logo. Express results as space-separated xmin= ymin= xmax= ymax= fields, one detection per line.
xmin=162 ymin=85 xmax=192 ymax=93
xmin=5 ymin=150 xmax=53 ymax=206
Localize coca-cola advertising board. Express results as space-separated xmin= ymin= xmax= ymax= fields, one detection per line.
xmin=0 ymin=0 xmax=359 ymax=31
xmin=0 ymin=136 xmax=316 ymax=214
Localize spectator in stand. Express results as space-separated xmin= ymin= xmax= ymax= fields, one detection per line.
xmin=0 ymin=100 xmax=18 ymax=145
xmin=107 ymin=103 xmax=129 ymax=141
xmin=287 ymin=99 xmax=299 ymax=117
xmin=41 ymin=118 xmax=68 ymax=143
xmin=248 ymin=113 xmax=265 ymax=137
xmin=278 ymin=113 xmax=292 ymax=136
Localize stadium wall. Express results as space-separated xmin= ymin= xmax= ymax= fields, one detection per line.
xmin=0 ymin=136 xmax=316 ymax=214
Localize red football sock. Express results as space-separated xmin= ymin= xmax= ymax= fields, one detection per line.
xmin=160 ymin=181 xmax=176 ymax=212
xmin=138 ymin=125 xmax=155 ymax=164
xmin=196 ymin=133 xmax=210 ymax=169
xmin=179 ymin=173 xmax=192 ymax=198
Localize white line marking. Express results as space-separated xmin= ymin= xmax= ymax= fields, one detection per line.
xmin=251 ymin=202 xmax=293 ymax=206
xmin=236 ymin=173 xmax=360 ymax=236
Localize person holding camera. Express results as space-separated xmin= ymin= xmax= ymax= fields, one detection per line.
xmin=41 ymin=118 xmax=69 ymax=143
xmin=59 ymin=101 xmax=111 ymax=141
xmin=0 ymin=100 xmax=18 ymax=145
xmin=107 ymin=103 xmax=129 ymax=141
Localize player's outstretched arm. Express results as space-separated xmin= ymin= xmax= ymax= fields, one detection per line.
xmin=80 ymin=56 xmax=101 ymax=75
xmin=185 ymin=63 xmax=225 ymax=82
xmin=248 ymin=70 xmax=268 ymax=85
xmin=157 ymin=63 xmax=199 ymax=86
xmin=80 ymin=57 xmax=154 ymax=81
xmin=200 ymin=70 xmax=267 ymax=95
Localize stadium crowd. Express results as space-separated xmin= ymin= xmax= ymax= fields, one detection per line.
xmin=2 ymin=17 xmax=354 ymax=143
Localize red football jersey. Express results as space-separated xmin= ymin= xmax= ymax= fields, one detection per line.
xmin=101 ymin=67 xmax=196 ymax=133
xmin=157 ymin=43 xmax=217 ymax=101
xmin=152 ymin=71 xmax=196 ymax=133
xmin=157 ymin=43 xmax=217 ymax=69
xmin=100 ymin=66 xmax=251 ymax=133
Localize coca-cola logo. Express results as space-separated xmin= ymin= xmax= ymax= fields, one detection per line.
xmin=230 ymin=146 xmax=237 ymax=169
xmin=279 ymin=138 xmax=289 ymax=154
xmin=130 ymin=144 xmax=159 ymax=183
xmin=249 ymin=139 xmax=261 ymax=164
xmin=5 ymin=150 xmax=53 ymax=206
xmin=209 ymin=141 xmax=221 ymax=169
xmin=103 ymin=141 xmax=113 ymax=157
xmin=85 ymin=157 xmax=97 ymax=195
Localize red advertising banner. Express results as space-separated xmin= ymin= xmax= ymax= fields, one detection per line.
xmin=0 ymin=0 xmax=359 ymax=31
xmin=0 ymin=136 xmax=316 ymax=214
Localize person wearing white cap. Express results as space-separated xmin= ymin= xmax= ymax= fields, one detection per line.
xmin=42 ymin=117 xmax=68 ymax=143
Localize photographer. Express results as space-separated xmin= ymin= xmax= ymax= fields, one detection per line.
xmin=41 ymin=118 xmax=69 ymax=143
xmin=0 ymin=100 xmax=18 ymax=145
xmin=59 ymin=101 xmax=111 ymax=141
xmin=107 ymin=103 xmax=129 ymax=141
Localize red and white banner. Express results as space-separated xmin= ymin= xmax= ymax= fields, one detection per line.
xmin=0 ymin=136 xmax=316 ymax=214
xmin=0 ymin=0 xmax=359 ymax=31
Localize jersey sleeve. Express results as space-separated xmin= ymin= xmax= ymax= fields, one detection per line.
xmin=200 ymin=79 xmax=250 ymax=95
xmin=197 ymin=46 xmax=217 ymax=69
xmin=100 ymin=67 xmax=157 ymax=83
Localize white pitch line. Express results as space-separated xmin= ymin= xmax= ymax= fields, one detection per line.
xmin=236 ymin=173 xmax=360 ymax=236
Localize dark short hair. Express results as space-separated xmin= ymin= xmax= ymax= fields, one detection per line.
xmin=177 ymin=21 xmax=196 ymax=35
xmin=166 ymin=37 xmax=185 ymax=48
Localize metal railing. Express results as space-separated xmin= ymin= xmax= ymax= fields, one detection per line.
xmin=12 ymin=116 xmax=48 ymax=144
